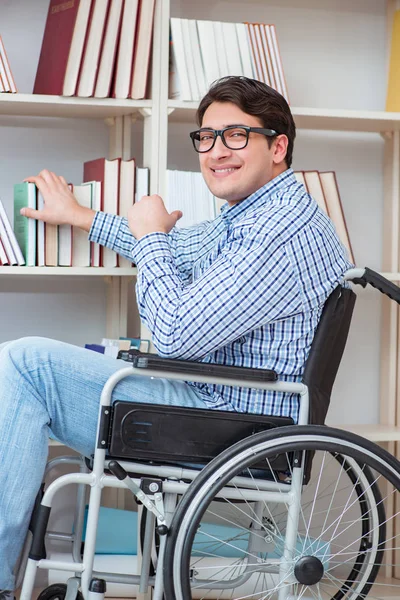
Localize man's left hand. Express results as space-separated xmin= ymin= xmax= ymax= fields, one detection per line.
xmin=127 ymin=194 xmax=183 ymax=239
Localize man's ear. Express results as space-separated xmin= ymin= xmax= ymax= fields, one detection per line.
xmin=273 ymin=134 xmax=289 ymax=165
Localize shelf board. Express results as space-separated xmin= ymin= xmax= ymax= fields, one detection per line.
xmin=0 ymin=93 xmax=152 ymax=119
xmin=168 ymin=100 xmax=400 ymax=133
xmin=334 ymin=423 xmax=400 ymax=442
xmin=0 ymin=266 xmax=137 ymax=276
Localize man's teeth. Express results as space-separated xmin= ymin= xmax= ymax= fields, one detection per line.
xmin=214 ymin=168 xmax=237 ymax=173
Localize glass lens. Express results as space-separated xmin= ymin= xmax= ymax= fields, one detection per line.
xmin=193 ymin=130 xmax=216 ymax=152
xmin=222 ymin=127 xmax=249 ymax=149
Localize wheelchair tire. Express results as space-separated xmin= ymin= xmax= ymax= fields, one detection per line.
xmin=164 ymin=425 xmax=399 ymax=600
xmin=37 ymin=584 xmax=84 ymax=600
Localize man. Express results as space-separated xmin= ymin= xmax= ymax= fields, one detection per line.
xmin=0 ymin=76 xmax=352 ymax=597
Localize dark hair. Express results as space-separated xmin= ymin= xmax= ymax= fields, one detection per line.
xmin=196 ymin=76 xmax=296 ymax=168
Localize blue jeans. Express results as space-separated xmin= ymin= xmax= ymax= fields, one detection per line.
xmin=0 ymin=337 xmax=209 ymax=590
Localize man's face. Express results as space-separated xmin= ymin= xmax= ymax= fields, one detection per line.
xmin=198 ymin=101 xmax=283 ymax=205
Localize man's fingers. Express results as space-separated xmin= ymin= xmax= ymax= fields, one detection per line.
xmin=171 ymin=210 xmax=183 ymax=221
xmin=20 ymin=207 xmax=42 ymax=220
xmin=58 ymin=175 xmax=68 ymax=186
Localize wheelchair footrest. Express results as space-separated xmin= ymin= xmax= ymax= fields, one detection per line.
xmin=108 ymin=402 xmax=294 ymax=469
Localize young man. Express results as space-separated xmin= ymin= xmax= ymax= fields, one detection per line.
xmin=0 ymin=76 xmax=352 ymax=597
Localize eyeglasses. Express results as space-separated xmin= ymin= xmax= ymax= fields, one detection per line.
xmin=189 ymin=125 xmax=279 ymax=153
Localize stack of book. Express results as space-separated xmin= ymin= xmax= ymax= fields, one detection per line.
xmin=12 ymin=159 xmax=149 ymax=268
xmin=0 ymin=36 xmax=17 ymax=93
xmin=169 ymin=18 xmax=288 ymax=102
xmin=34 ymin=0 xmax=155 ymax=99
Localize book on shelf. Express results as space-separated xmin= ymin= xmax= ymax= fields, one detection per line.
xmin=0 ymin=238 xmax=9 ymax=265
xmin=129 ymin=0 xmax=156 ymax=100
xmin=169 ymin=18 xmax=288 ymax=102
xmin=294 ymin=170 xmax=354 ymax=264
xmin=83 ymin=157 xmax=120 ymax=267
xmin=94 ymin=0 xmax=124 ymax=98
xmin=112 ymin=0 xmax=139 ymax=99
xmin=386 ymin=8 xmax=400 ymax=112
xmin=71 ymin=184 xmax=92 ymax=266
xmin=13 ymin=183 xmax=37 ymax=267
xmin=45 ymin=222 xmax=58 ymax=267
xmin=165 ymin=169 xmax=216 ymax=228
xmin=0 ymin=198 xmax=25 ymax=265
xmin=37 ymin=192 xmax=46 ymax=266
xmin=77 ymin=0 xmax=110 ymax=98
xmin=119 ymin=158 xmax=135 ymax=268
xmin=34 ymin=0 xmax=93 ymax=96
xmin=0 ymin=36 xmax=17 ymax=93
xmin=82 ymin=180 xmax=102 ymax=267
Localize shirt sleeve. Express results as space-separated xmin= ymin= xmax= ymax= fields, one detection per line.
xmin=89 ymin=211 xmax=213 ymax=280
xmin=133 ymin=221 xmax=302 ymax=360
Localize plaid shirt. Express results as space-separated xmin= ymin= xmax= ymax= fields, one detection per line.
xmin=89 ymin=169 xmax=352 ymax=422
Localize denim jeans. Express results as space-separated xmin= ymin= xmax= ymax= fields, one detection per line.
xmin=0 ymin=337 xmax=209 ymax=590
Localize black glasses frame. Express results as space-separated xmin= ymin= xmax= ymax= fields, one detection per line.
xmin=189 ymin=125 xmax=279 ymax=153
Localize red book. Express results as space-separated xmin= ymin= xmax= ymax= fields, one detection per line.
xmin=83 ymin=157 xmax=120 ymax=267
xmin=34 ymin=0 xmax=92 ymax=95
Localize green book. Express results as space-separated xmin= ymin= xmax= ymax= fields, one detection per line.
xmin=13 ymin=182 xmax=37 ymax=266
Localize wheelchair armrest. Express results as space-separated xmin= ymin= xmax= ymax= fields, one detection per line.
xmin=117 ymin=350 xmax=278 ymax=383
xmin=350 ymin=267 xmax=400 ymax=304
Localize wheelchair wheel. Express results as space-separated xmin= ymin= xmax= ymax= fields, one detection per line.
xmin=37 ymin=584 xmax=83 ymax=600
xmin=164 ymin=425 xmax=400 ymax=600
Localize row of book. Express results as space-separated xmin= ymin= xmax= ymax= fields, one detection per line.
xmin=0 ymin=158 xmax=149 ymax=268
xmin=165 ymin=168 xmax=354 ymax=263
xmin=34 ymin=0 xmax=155 ymax=99
xmin=0 ymin=35 xmax=17 ymax=93
xmin=170 ymin=18 xmax=288 ymax=103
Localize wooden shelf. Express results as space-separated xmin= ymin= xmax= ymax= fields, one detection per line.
xmin=0 ymin=93 xmax=152 ymax=119
xmin=334 ymin=423 xmax=400 ymax=442
xmin=0 ymin=266 xmax=137 ymax=276
xmin=168 ymin=100 xmax=400 ymax=133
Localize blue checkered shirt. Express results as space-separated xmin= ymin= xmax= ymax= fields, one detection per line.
xmin=89 ymin=169 xmax=353 ymax=422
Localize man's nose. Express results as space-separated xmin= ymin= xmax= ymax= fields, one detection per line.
xmin=209 ymin=134 xmax=232 ymax=158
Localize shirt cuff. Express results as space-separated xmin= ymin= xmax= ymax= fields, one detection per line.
xmin=88 ymin=211 xmax=125 ymax=247
xmin=133 ymin=232 xmax=173 ymax=268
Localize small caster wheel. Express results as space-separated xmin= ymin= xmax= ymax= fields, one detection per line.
xmin=37 ymin=584 xmax=84 ymax=600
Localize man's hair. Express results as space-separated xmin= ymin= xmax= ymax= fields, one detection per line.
xmin=196 ymin=76 xmax=296 ymax=168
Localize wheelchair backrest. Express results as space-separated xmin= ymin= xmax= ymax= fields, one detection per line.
xmin=302 ymin=285 xmax=356 ymax=425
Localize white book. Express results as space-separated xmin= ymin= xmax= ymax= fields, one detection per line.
xmin=0 ymin=37 xmax=16 ymax=93
xmin=247 ymin=23 xmax=263 ymax=83
xmin=37 ymin=192 xmax=45 ymax=266
xmin=63 ymin=0 xmax=93 ymax=96
xmin=253 ymin=24 xmax=270 ymax=85
xmin=135 ymin=167 xmax=149 ymax=204
xmin=259 ymin=24 xmax=276 ymax=89
xmin=197 ymin=20 xmax=220 ymax=89
xmin=0 ymin=237 xmax=9 ymax=265
xmin=265 ymin=25 xmax=284 ymax=96
xmin=221 ymin=22 xmax=243 ymax=77
xmin=77 ymin=0 xmax=110 ymax=97
xmin=113 ymin=0 xmax=139 ymax=99
xmin=119 ymin=159 xmax=135 ymax=268
xmin=82 ymin=181 xmax=101 ymax=267
xmin=94 ymin=0 xmax=124 ymax=98
xmin=129 ymin=0 xmax=156 ymax=99
xmin=188 ymin=20 xmax=207 ymax=98
xmin=303 ymin=171 xmax=328 ymax=214
xmin=235 ymin=24 xmax=254 ymax=78
xmin=213 ymin=22 xmax=229 ymax=79
xmin=72 ymin=185 xmax=92 ymax=267
xmin=170 ymin=18 xmax=192 ymax=101
xmin=0 ymin=53 xmax=10 ymax=92
xmin=293 ymin=171 xmax=306 ymax=187
xmin=0 ymin=198 xmax=24 ymax=265
xmin=269 ymin=24 xmax=289 ymax=102
xmin=0 ymin=215 xmax=17 ymax=264
xmin=181 ymin=19 xmax=200 ymax=101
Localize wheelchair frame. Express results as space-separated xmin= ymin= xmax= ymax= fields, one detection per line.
xmin=17 ymin=267 xmax=400 ymax=600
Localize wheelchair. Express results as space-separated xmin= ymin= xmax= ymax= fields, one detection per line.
xmin=17 ymin=267 xmax=400 ymax=600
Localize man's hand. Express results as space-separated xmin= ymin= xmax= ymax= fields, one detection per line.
xmin=23 ymin=170 xmax=95 ymax=232
xmin=128 ymin=194 xmax=182 ymax=239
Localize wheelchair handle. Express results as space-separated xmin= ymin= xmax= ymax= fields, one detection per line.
xmin=345 ymin=267 xmax=400 ymax=305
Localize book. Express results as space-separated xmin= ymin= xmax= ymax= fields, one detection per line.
xmin=0 ymin=52 xmax=11 ymax=92
xmin=83 ymin=157 xmax=120 ymax=267
xmin=34 ymin=0 xmax=91 ymax=96
xmin=94 ymin=0 xmax=124 ymax=98
xmin=129 ymin=0 xmax=156 ymax=99
xmin=303 ymin=171 xmax=328 ymax=214
xmin=62 ymin=0 xmax=94 ymax=96
xmin=170 ymin=18 xmax=191 ymax=101
xmin=45 ymin=222 xmax=58 ymax=266
xmin=112 ymin=0 xmax=140 ymax=99
xmin=0 ymin=36 xmax=17 ymax=93
xmin=0 ymin=238 xmax=9 ymax=265
xmin=71 ymin=184 xmax=92 ymax=266
xmin=135 ymin=166 xmax=149 ymax=204
xmin=77 ymin=0 xmax=110 ymax=97
xmin=82 ymin=180 xmax=102 ymax=266
xmin=13 ymin=183 xmax=37 ymax=266
xmin=0 ymin=198 xmax=25 ymax=265
xmin=319 ymin=171 xmax=355 ymax=264
xmin=197 ymin=20 xmax=220 ymax=89
xmin=37 ymin=192 xmax=46 ymax=266
xmin=386 ymin=9 xmax=400 ymax=111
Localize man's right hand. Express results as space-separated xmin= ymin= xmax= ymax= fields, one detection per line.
xmin=22 ymin=169 xmax=95 ymax=232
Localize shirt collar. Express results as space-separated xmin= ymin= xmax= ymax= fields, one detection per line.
xmin=220 ymin=168 xmax=297 ymax=225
